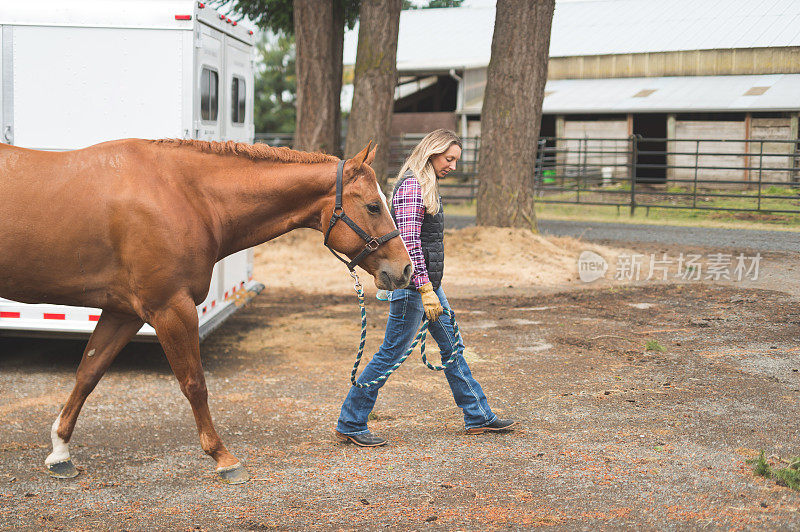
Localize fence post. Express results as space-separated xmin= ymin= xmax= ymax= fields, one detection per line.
xmin=757 ymin=139 xmax=764 ymax=211
xmin=578 ymin=137 xmax=587 ymax=204
xmin=692 ymin=139 xmax=700 ymax=209
xmin=534 ymin=137 xmax=546 ymax=198
xmin=630 ymin=135 xmax=638 ymax=216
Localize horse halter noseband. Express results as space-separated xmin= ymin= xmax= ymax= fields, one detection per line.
xmin=324 ymin=160 xmax=400 ymax=271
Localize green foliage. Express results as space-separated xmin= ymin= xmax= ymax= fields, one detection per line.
xmin=228 ymin=0 xmax=465 ymax=133
xmin=751 ymin=451 xmax=771 ymax=478
xmin=764 ymin=185 xmax=800 ymax=197
xmin=254 ymin=34 xmax=296 ymax=133
xmin=748 ymin=451 xmax=800 ymax=491
xmin=425 ymin=0 xmax=465 ymax=6
xmin=644 ymin=340 xmax=665 ymax=352
xmin=216 ymin=0 xmax=292 ymax=34
xmin=774 ymin=465 xmax=800 ymax=491
xmin=403 ymin=0 xmax=464 ymax=8
xmin=219 ymin=0 xmax=360 ymax=34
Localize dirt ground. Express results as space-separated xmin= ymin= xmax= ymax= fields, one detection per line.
xmin=1 ymin=228 xmax=799 ymax=530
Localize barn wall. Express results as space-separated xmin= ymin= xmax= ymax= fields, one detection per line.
xmin=463 ymin=68 xmax=487 ymax=110
xmin=390 ymin=112 xmax=457 ymax=136
xmin=749 ymin=117 xmax=795 ymax=183
xmin=548 ymin=47 xmax=800 ymax=80
xmin=671 ymin=120 xmax=746 ymax=185
xmin=668 ymin=116 xmax=797 ymax=186
xmin=558 ymin=119 xmax=630 ymax=180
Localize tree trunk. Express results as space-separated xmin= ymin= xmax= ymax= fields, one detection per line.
xmin=344 ymin=0 xmax=401 ymax=188
xmin=476 ymin=0 xmax=555 ymax=230
xmin=293 ymin=0 xmax=342 ymax=154
xmin=330 ymin=0 xmax=344 ymax=157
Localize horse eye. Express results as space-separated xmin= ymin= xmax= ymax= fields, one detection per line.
xmin=367 ymin=203 xmax=380 ymax=214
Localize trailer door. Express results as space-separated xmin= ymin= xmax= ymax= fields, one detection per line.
xmin=196 ymin=23 xmax=224 ymax=141
xmin=224 ymin=36 xmax=254 ymax=143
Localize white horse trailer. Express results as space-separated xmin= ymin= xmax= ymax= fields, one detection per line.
xmin=0 ymin=0 xmax=263 ymax=341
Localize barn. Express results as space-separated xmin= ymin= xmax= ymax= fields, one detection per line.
xmin=343 ymin=0 xmax=800 ymax=185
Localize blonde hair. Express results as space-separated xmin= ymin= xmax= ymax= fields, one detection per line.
xmin=395 ymin=129 xmax=462 ymax=215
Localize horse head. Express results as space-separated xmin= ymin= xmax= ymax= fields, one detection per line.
xmin=323 ymin=142 xmax=413 ymax=290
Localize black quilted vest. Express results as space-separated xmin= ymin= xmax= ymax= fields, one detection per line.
xmin=390 ymin=172 xmax=445 ymax=290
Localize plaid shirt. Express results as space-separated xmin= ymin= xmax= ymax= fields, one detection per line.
xmin=392 ymin=177 xmax=430 ymax=289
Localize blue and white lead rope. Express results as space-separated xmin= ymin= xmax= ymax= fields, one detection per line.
xmin=349 ymin=270 xmax=462 ymax=389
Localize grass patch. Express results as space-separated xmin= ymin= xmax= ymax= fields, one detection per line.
xmin=645 ymin=340 xmax=665 ymax=352
xmin=748 ymin=451 xmax=800 ymax=491
xmin=764 ymin=185 xmax=800 ymax=196
xmin=443 ymin=200 xmax=477 ymax=217
xmin=442 ymin=189 xmax=800 ymax=230
xmin=531 ymin=202 xmax=800 ymax=230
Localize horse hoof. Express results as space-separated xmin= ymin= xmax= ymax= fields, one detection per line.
xmin=216 ymin=463 xmax=249 ymax=485
xmin=46 ymin=459 xmax=79 ymax=479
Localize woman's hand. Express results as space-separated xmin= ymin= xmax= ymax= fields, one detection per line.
xmin=418 ymin=282 xmax=443 ymax=322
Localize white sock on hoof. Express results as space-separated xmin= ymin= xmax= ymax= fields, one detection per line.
xmin=45 ymin=412 xmax=71 ymax=466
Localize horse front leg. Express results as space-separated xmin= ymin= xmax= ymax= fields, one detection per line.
xmin=46 ymin=310 xmax=144 ymax=478
xmin=149 ymin=293 xmax=248 ymax=484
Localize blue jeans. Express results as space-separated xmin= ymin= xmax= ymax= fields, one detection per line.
xmin=337 ymin=286 xmax=496 ymax=434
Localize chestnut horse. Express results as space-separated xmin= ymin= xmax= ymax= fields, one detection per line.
xmin=0 ymin=138 xmax=412 ymax=484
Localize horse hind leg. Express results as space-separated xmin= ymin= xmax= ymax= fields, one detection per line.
xmin=45 ymin=311 xmax=143 ymax=478
xmin=149 ymin=293 xmax=248 ymax=484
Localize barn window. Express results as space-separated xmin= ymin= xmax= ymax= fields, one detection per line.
xmin=201 ymin=67 xmax=219 ymax=122
xmin=231 ymin=77 xmax=246 ymax=124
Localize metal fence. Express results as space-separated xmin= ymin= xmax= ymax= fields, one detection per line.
xmin=535 ymin=135 xmax=800 ymax=215
xmin=255 ymin=133 xmax=800 ymax=214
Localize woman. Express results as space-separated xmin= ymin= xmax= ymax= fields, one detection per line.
xmin=335 ymin=129 xmax=515 ymax=447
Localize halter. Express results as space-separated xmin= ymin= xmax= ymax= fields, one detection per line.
xmin=323 ymin=159 xmax=400 ymax=271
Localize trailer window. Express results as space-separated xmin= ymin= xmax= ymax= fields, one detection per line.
xmin=231 ymin=77 xmax=246 ymax=124
xmin=201 ymin=68 xmax=219 ymax=122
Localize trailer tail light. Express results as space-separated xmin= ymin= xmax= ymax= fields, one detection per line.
xmin=175 ymin=15 xmax=192 ymax=20
xmin=219 ymin=14 xmax=225 ymax=20
xmin=226 ymin=18 xmax=232 ymax=23
xmin=232 ymin=21 xmax=237 ymax=26
xmin=197 ymin=2 xmax=205 ymax=7
xmin=248 ymin=30 xmax=254 ymax=35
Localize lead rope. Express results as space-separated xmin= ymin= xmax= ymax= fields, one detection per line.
xmin=348 ymin=270 xmax=462 ymax=389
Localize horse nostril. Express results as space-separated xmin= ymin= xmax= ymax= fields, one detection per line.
xmin=403 ymin=264 xmax=412 ymax=282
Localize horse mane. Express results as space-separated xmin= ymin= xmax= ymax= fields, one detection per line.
xmin=154 ymin=138 xmax=339 ymax=164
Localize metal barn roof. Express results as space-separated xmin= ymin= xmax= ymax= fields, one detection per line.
xmin=460 ymin=73 xmax=800 ymax=114
xmin=343 ymin=0 xmax=800 ymax=71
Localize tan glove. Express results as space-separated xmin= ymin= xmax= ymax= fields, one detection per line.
xmin=418 ymin=282 xmax=443 ymax=322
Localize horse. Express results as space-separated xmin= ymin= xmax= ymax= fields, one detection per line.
xmin=0 ymin=138 xmax=412 ymax=484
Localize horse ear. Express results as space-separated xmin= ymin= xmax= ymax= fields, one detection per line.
xmin=345 ymin=141 xmax=373 ymax=177
xmin=357 ymin=141 xmax=373 ymax=168
xmin=365 ymin=143 xmax=378 ymax=167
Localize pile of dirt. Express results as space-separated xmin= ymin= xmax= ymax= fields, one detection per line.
xmin=443 ymin=226 xmax=624 ymax=291
xmin=253 ymin=226 xmax=626 ymax=296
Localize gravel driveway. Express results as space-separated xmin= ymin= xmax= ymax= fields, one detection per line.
xmin=446 ymin=216 xmax=800 ymax=253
